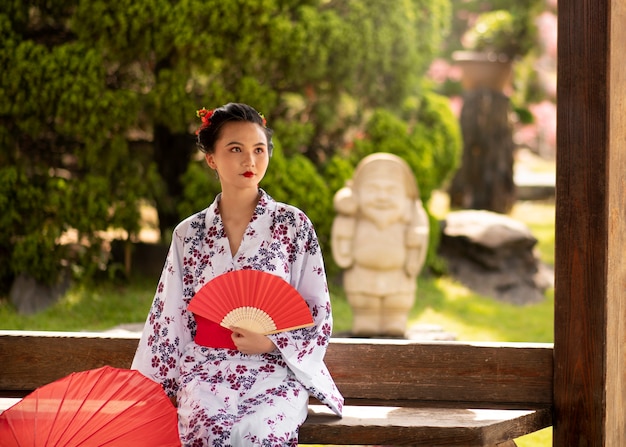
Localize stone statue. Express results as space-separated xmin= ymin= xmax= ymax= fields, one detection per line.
xmin=331 ymin=153 xmax=430 ymax=336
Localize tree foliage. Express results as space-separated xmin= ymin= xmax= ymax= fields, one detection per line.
xmin=1 ymin=1 xmax=160 ymax=292
xmin=1 ymin=0 xmax=457 ymax=293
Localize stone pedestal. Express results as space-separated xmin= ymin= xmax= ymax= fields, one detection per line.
xmin=448 ymin=51 xmax=516 ymax=214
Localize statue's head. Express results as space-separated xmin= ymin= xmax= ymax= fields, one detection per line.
xmin=351 ymin=153 xmax=418 ymax=227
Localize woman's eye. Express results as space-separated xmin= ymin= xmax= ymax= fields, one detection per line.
xmin=230 ymin=147 xmax=241 ymax=152
xmin=254 ymin=147 xmax=265 ymax=154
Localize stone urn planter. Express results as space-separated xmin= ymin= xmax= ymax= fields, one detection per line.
xmin=452 ymin=50 xmax=513 ymax=93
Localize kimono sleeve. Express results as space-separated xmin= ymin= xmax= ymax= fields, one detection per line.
xmin=131 ymin=230 xmax=194 ymax=398
xmin=268 ymin=215 xmax=344 ymax=416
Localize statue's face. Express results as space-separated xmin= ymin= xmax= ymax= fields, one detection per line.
xmin=357 ymin=177 xmax=408 ymax=227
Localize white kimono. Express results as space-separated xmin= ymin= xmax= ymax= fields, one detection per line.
xmin=132 ymin=190 xmax=343 ymax=447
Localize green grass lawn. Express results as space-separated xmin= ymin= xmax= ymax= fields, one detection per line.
xmin=0 ymin=197 xmax=555 ymax=446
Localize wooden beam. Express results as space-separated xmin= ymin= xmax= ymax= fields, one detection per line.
xmin=299 ymin=405 xmax=552 ymax=446
xmin=0 ymin=331 xmax=553 ymax=409
xmin=555 ymin=0 xmax=626 ymax=445
xmin=324 ymin=339 xmax=553 ymax=408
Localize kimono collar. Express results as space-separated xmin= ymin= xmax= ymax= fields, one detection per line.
xmin=207 ymin=189 xmax=273 ymax=221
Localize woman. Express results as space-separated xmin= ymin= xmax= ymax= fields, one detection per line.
xmin=132 ymin=103 xmax=343 ymax=446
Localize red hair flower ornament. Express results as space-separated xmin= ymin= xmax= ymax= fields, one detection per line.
xmin=195 ymin=107 xmax=214 ymax=135
xmin=195 ymin=106 xmax=267 ymax=135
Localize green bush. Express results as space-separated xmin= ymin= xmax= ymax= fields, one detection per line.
xmin=463 ymin=10 xmax=518 ymax=59
xmin=352 ymin=91 xmax=461 ymax=202
xmin=177 ymin=161 xmax=222 ymax=224
xmin=0 ymin=160 xmax=159 ymax=291
xmin=263 ymin=145 xmax=333 ymax=242
xmin=322 ymin=154 xmax=357 ymax=202
xmin=0 ymin=167 xmax=66 ymax=290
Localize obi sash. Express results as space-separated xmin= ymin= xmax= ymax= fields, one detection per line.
xmin=194 ymin=315 xmax=237 ymax=350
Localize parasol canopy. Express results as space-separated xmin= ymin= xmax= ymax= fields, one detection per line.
xmin=0 ymin=365 xmax=180 ymax=446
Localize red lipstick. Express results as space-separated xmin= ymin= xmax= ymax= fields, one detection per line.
xmin=243 ymin=171 xmax=254 ymax=178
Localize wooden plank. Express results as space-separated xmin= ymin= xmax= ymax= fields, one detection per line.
xmin=0 ymin=331 xmax=139 ymax=392
xmin=0 ymin=397 xmax=549 ymax=446
xmin=325 ymin=339 xmax=553 ymax=408
xmin=0 ymin=332 xmax=553 ymax=408
xmin=299 ymin=405 xmax=551 ymax=446
xmin=555 ymin=0 xmax=626 ymax=445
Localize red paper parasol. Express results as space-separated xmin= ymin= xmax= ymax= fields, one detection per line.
xmin=0 ymin=366 xmax=180 ymax=446
xmin=188 ymin=270 xmax=314 ymax=335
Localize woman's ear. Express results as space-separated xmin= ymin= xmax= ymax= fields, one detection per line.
xmin=205 ymin=153 xmax=217 ymax=170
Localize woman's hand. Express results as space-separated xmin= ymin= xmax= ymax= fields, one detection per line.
xmin=230 ymin=326 xmax=276 ymax=355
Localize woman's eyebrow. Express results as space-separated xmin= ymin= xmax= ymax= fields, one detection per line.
xmin=224 ymin=140 xmax=267 ymax=146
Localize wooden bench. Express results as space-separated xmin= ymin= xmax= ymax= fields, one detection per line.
xmin=0 ymin=330 xmax=553 ymax=446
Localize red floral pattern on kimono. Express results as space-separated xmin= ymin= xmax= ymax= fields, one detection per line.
xmin=132 ymin=190 xmax=343 ymax=446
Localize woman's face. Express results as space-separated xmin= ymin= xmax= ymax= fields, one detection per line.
xmin=205 ymin=121 xmax=270 ymax=192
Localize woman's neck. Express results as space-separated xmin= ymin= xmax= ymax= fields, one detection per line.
xmin=218 ymin=188 xmax=260 ymax=222
xmin=218 ymin=188 xmax=260 ymax=256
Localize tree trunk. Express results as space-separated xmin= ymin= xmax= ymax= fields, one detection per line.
xmin=152 ymin=124 xmax=196 ymax=239
xmin=448 ymin=88 xmax=516 ymax=214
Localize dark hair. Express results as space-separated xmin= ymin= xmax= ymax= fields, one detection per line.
xmin=196 ymin=102 xmax=274 ymax=156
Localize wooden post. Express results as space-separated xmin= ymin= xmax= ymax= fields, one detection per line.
xmin=554 ymin=0 xmax=626 ymax=445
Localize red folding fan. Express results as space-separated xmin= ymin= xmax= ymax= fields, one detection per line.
xmin=188 ymin=270 xmax=314 ymax=335
xmin=0 ymin=366 xmax=180 ymax=447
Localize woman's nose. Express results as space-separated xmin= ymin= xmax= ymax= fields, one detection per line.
xmin=242 ymin=152 xmax=255 ymax=166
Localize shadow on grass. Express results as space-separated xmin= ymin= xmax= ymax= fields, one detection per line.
xmin=329 ymin=273 xmax=554 ymax=343
xmin=0 ymin=274 xmax=157 ymax=331
xmin=411 ymin=275 xmax=554 ymax=343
